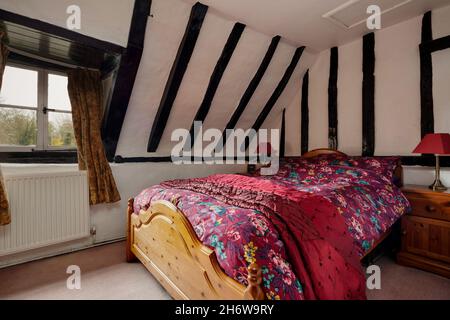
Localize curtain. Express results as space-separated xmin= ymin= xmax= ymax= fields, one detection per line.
xmin=0 ymin=32 xmax=8 ymax=88
xmin=0 ymin=31 xmax=10 ymax=226
xmin=0 ymin=169 xmax=10 ymax=226
xmin=67 ymin=69 xmax=120 ymax=205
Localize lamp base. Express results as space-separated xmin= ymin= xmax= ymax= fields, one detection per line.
xmin=429 ymin=179 xmax=448 ymax=192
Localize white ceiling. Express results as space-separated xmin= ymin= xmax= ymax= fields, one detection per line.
xmin=184 ymin=0 xmax=450 ymax=52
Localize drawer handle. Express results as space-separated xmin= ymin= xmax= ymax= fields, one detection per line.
xmin=401 ymin=229 xmax=407 ymax=236
xmin=425 ymin=205 xmax=437 ymax=212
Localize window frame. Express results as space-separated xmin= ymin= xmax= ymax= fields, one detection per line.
xmin=0 ymin=62 xmax=76 ymax=152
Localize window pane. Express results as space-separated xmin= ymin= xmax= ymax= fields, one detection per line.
xmin=0 ymin=66 xmax=38 ymax=108
xmin=48 ymin=74 xmax=71 ymax=111
xmin=0 ymin=107 xmax=37 ymax=146
xmin=48 ymin=112 xmax=76 ymax=148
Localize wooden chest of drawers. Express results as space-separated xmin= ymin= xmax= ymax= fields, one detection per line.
xmin=397 ymin=185 xmax=450 ymax=278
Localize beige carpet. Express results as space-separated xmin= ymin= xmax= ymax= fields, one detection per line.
xmin=0 ymin=241 xmax=449 ymax=300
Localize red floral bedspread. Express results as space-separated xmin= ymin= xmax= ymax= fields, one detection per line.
xmin=133 ymin=155 xmax=410 ymax=300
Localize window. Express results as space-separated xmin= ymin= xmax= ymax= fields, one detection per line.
xmin=0 ymin=63 xmax=76 ymax=151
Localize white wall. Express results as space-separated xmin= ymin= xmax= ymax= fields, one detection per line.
xmin=374 ymin=16 xmax=422 ymax=156
xmin=404 ymin=166 xmax=450 ymax=186
xmin=337 ymin=39 xmax=363 ymax=156
xmin=308 ymin=49 xmax=330 ymax=151
xmin=432 ymin=5 xmax=450 ymax=39
xmin=0 ymin=0 xmax=134 ymax=46
xmin=283 ymin=5 xmax=450 ymax=184
xmin=433 ymin=49 xmax=450 ymax=134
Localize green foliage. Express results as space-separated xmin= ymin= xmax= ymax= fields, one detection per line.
xmin=0 ymin=108 xmax=76 ymax=148
xmin=0 ymin=108 xmax=37 ymax=146
xmin=48 ymin=114 xmax=76 ymax=147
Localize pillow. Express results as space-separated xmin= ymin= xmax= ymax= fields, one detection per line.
xmin=282 ymin=153 xmax=348 ymax=165
xmin=346 ymin=156 xmax=401 ymax=183
xmin=281 ymin=154 xmax=400 ymax=185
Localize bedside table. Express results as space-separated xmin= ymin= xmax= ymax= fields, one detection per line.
xmin=397 ymin=185 xmax=450 ymax=278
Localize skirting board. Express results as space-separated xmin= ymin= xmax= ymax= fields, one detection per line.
xmin=0 ymin=236 xmax=125 ymax=269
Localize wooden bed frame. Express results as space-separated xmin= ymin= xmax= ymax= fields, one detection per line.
xmin=126 ymin=149 xmax=403 ymax=300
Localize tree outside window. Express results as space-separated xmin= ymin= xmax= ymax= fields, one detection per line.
xmin=0 ymin=64 xmax=75 ymax=151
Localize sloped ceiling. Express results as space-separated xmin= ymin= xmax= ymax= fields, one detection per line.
xmin=186 ymin=0 xmax=450 ymax=51
xmin=0 ymin=0 xmax=134 ymax=46
xmin=116 ymin=0 xmax=315 ymax=157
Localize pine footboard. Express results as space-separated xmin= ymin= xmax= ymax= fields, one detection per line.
xmin=126 ymin=198 xmax=265 ymax=300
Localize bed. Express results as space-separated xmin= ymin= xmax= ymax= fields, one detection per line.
xmin=126 ymin=149 xmax=409 ymax=300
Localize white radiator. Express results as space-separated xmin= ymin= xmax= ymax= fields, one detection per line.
xmin=0 ymin=171 xmax=90 ymax=256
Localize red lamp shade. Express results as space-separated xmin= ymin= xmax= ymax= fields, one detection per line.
xmin=413 ymin=133 xmax=450 ymax=155
xmin=257 ymin=142 xmax=272 ymax=156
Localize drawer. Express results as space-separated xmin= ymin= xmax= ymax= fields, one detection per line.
xmin=401 ymin=215 xmax=450 ymax=263
xmin=407 ymin=196 xmax=450 ymax=222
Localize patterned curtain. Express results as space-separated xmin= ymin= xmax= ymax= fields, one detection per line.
xmin=0 ymin=31 xmax=10 ymax=225
xmin=0 ymin=169 xmax=10 ymax=226
xmin=67 ymin=69 xmax=121 ymax=205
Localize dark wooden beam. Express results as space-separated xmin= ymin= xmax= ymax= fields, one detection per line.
xmin=421 ymin=11 xmax=433 ymax=44
xmin=100 ymin=54 xmax=121 ymax=79
xmin=362 ymin=32 xmax=375 ymax=156
xmin=127 ymin=0 xmax=151 ymax=48
xmin=280 ymin=108 xmax=286 ymax=157
xmin=114 ymin=155 xmax=172 ymax=163
xmin=146 ymin=3 xmax=208 ymax=152
xmin=328 ymin=47 xmax=338 ymax=150
xmin=8 ymin=51 xmax=70 ymax=73
xmin=222 ymin=35 xmax=281 ymax=145
xmin=300 ymin=70 xmax=309 ymax=155
xmin=114 ymin=155 xmax=246 ymax=163
xmin=111 ymin=154 xmax=450 ymax=167
xmin=251 ymin=46 xmax=305 ymax=131
xmin=401 ymin=156 xmax=450 ymax=167
xmin=102 ymin=46 xmax=143 ymax=161
xmin=0 ymin=151 xmax=77 ymax=164
xmin=0 ymin=9 xmax=123 ymax=54
xmin=102 ymin=0 xmax=152 ymax=161
xmin=422 ymin=35 xmax=450 ymax=53
xmin=188 ymin=22 xmax=246 ymax=146
xmin=420 ymin=11 xmax=434 ymax=138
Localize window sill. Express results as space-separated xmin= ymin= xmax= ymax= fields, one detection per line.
xmin=0 ymin=151 xmax=77 ymax=164
xmin=0 ymin=163 xmax=80 ymax=177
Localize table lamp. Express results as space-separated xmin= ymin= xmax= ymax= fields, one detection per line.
xmin=413 ymin=133 xmax=450 ymax=191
